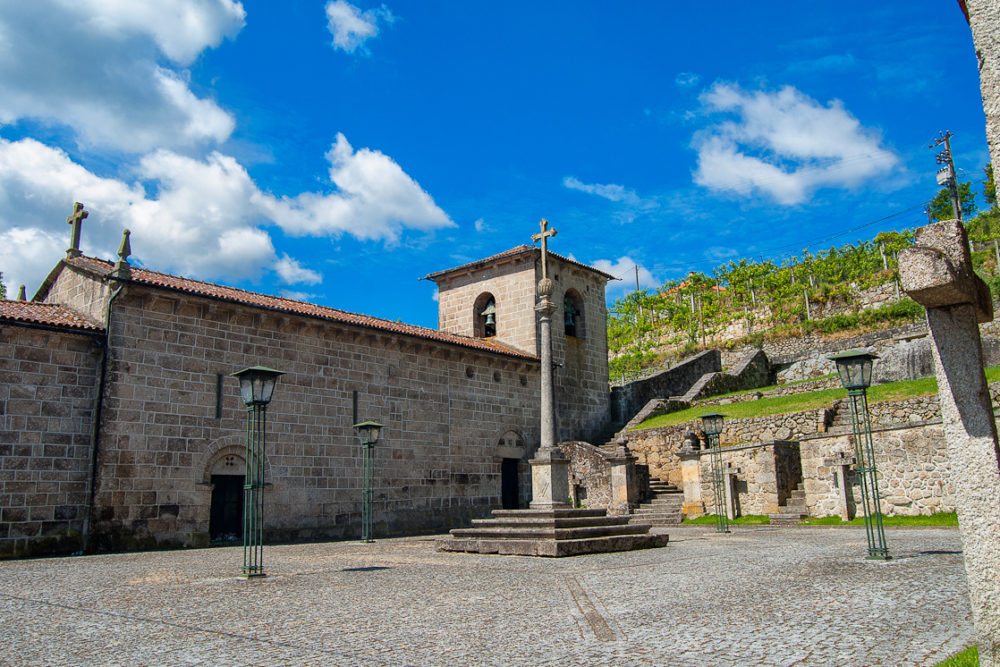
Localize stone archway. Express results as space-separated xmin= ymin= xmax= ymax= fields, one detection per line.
xmin=198 ymin=436 xmax=272 ymax=542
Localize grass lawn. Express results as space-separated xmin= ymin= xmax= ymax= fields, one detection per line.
xmin=681 ymin=512 xmax=957 ymax=527
xmin=800 ymin=512 xmax=958 ymax=527
xmin=934 ymin=645 xmax=978 ymax=667
xmin=633 ymin=366 xmax=1000 ymax=430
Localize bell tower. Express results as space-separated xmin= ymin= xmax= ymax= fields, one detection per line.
xmin=425 ymin=244 xmax=613 ymax=442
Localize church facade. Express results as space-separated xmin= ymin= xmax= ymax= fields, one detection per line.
xmin=0 ymin=229 xmax=613 ymax=557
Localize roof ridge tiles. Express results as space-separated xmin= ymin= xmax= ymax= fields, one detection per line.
xmin=63 ymin=256 xmax=539 ymax=361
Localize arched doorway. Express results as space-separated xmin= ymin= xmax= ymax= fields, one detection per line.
xmin=207 ymin=448 xmax=245 ymax=541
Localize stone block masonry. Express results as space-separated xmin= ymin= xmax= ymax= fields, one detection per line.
xmin=0 ymin=325 xmax=102 ymax=557
xmin=86 ymin=286 xmax=544 ymax=549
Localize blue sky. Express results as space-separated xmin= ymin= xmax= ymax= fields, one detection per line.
xmin=0 ymin=1 xmax=987 ymax=328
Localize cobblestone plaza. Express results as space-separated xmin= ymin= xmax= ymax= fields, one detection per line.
xmin=0 ymin=527 xmax=975 ymax=666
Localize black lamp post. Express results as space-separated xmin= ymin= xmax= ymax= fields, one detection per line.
xmin=829 ymin=349 xmax=890 ymax=560
xmin=700 ymin=412 xmax=730 ymax=534
xmin=231 ymin=366 xmax=284 ymax=578
xmin=354 ymin=420 xmax=383 ymax=543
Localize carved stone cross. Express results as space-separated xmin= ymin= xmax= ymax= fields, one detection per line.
xmin=66 ymin=202 xmax=88 ymax=258
xmin=531 ymin=218 xmax=557 ymax=281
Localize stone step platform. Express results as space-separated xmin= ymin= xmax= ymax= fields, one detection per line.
xmin=769 ymin=513 xmax=807 ymax=525
xmin=449 ymin=523 xmax=643 ymax=541
xmin=436 ymin=507 xmax=669 ymax=557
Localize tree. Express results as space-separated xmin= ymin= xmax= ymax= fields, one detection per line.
xmin=930 ymin=181 xmax=977 ymax=221
xmin=0 ymin=272 xmax=5 ymax=299
xmin=985 ymin=163 xmax=997 ymax=211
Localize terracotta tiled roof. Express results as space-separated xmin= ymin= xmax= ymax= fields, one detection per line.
xmin=423 ymin=245 xmax=616 ymax=281
xmin=64 ymin=257 xmax=538 ymax=361
xmin=0 ymin=299 xmax=104 ymax=333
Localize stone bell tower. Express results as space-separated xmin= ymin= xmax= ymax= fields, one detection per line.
xmin=425 ymin=242 xmax=613 ymax=443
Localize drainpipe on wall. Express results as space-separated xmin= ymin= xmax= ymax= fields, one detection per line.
xmin=82 ymin=282 xmax=125 ymax=552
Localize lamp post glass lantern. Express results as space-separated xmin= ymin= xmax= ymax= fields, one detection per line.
xmin=700 ymin=412 xmax=730 ymax=534
xmin=231 ymin=366 xmax=284 ymax=578
xmin=829 ymin=349 xmax=890 ymax=560
xmin=354 ymin=421 xmax=383 ymax=543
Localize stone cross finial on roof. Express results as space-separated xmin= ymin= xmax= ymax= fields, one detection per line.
xmin=66 ymin=202 xmax=88 ymax=258
xmin=111 ymin=229 xmax=132 ymax=280
xmin=531 ymin=218 xmax=557 ymax=281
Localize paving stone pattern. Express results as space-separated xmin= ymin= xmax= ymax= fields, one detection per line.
xmin=0 ymin=527 xmax=974 ymax=665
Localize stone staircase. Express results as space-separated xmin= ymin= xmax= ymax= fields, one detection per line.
xmin=629 ymin=479 xmax=684 ymax=525
xmin=768 ymin=482 xmax=808 ymax=525
xmin=827 ymin=399 xmax=855 ymax=434
xmin=437 ymin=508 xmax=669 ymax=557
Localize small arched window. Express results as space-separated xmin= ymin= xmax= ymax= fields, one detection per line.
xmin=473 ymin=292 xmax=497 ymax=338
xmin=564 ymin=289 xmax=585 ymax=338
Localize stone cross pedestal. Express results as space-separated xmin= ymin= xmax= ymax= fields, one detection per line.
xmin=899 ymin=218 xmax=1000 ymax=664
xmin=529 ymin=218 xmax=570 ymax=509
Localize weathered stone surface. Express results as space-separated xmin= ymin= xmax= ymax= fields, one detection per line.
xmin=900 ymin=216 xmax=1000 ymax=665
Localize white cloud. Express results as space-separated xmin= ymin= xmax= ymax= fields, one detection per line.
xmin=259 ymin=133 xmax=455 ymax=242
xmin=590 ymin=256 xmax=657 ymax=300
xmin=563 ymin=176 xmax=643 ymax=206
xmin=0 ymin=136 xmax=452 ymax=295
xmin=675 ymin=72 xmax=701 ymax=88
xmin=474 ymin=218 xmax=492 ymax=233
xmin=325 ymin=1 xmax=394 ymax=54
xmin=0 ymin=1 xmax=243 ymax=152
xmin=691 ymin=83 xmax=899 ymax=205
xmin=279 ymin=290 xmax=318 ymax=302
xmin=274 ymin=254 xmax=323 ymax=285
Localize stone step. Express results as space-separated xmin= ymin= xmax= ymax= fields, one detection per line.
xmin=491 ymin=508 xmax=608 ymax=519
xmin=470 ymin=515 xmax=632 ymax=529
xmin=769 ymin=514 xmax=806 ymax=525
xmin=775 ymin=504 xmax=807 ymax=514
xmin=449 ymin=523 xmax=649 ymax=541
xmin=629 ymin=514 xmax=683 ymax=526
xmin=642 ymin=498 xmax=683 ymax=506
xmin=437 ymin=533 xmax=670 ymax=557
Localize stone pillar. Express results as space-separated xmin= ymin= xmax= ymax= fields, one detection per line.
xmin=899 ymin=219 xmax=1000 ymax=664
xmin=529 ymin=275 xmax=570 ymax=510
xmin=678 ymin=444 xmax=705 ymax=518
xmin=824 ymin=452 xmax=857 ymax=522
xmin=965 ymin=0 xmax=1000 ymax=172
xmin=608 ymin=444 xmax=636 ymax=516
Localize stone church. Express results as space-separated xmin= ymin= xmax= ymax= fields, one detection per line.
xmin=0 ymin=213 xmax=614 ymax=557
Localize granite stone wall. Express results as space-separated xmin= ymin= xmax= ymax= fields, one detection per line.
xmin=611 ymin=349 xmax=720 ymax=424
xmin=693 ymin=441 xmax=801 ymax=516
xmin=0 ymin=325 xmax=102 ymax=557
xmin=436 ymin=253 xmax=611 ymax=443
xmin=799 ymin=423 xmax=955 ymax=517
xmin=53 ymin=279 xmax=546 ymax=550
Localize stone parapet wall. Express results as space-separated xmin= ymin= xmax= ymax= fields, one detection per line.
xmin=611 ymin=349 xmax=720 ymax=424
xmin=0 ymin=325 xmax=102 ymax=557
xmin=559 ymin=441 xmax=638 ymax=515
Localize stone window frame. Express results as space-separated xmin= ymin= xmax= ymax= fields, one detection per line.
xmin=473 ymin=291 xmax=497 ymax=338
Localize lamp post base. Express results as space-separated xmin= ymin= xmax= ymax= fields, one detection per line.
xmin=238 ymin=572 xmax=267 ymax=579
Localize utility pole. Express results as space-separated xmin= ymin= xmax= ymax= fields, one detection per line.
xmin=930 ymin=131 xmax=963 ymax=222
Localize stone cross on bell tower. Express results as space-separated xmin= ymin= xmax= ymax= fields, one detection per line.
xmin=66 ymin=202 xmax=87 ymax=258
xmin=529 ymin=218 xmax=570 ymax=509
